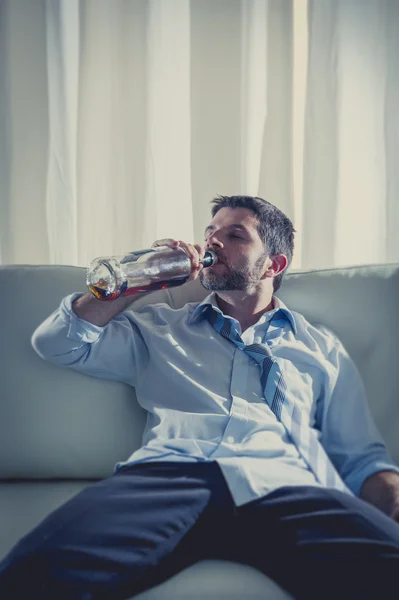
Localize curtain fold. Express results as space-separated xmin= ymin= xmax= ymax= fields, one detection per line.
xmin=0 ymin=0 xmax=49 ymax=265
xmin=384 ymin=0 xmax=399 ymax=261
xmin=257 ymin=0 xmax=294 ymax=221
xmin=0 ymin=0 xmax=11 ymax=266
xmin=144 ymin=0 xmax=193 ymax=247
xmin=302 ymin=0 xmax=338 ymax=269
xmin=76 ymin=0 xmax=150 ymax=266
xmin=1 ymin=0 xmax=399 ymax=270
xmin=334 ymin=0 xmax=387 ymax=266
xmin=45 ymin=0 xmax=79 ymax=265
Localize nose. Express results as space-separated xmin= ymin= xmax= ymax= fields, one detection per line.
xmin=206 ymin=231 xmax=224 ymax=250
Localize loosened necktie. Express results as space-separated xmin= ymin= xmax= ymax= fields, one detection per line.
xmin=205 ymin=305 xmax=352 ymax=494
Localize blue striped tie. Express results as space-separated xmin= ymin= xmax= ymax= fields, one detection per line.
xmin=205 ymin=305 xmax=353 ymax=495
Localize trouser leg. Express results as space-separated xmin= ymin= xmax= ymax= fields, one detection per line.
xmin=0 ymin=461 xmax=236 ymax=600
xmin=235 ymin=485 xmax=399 ymax=600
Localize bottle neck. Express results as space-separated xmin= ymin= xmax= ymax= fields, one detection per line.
xmin=201 ymin=250 xmax=218 ymax=268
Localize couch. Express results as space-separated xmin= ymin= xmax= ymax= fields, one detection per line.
xmin=1 ymin=262 xmax=399 ymax=599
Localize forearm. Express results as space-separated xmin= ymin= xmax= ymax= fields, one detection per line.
xmin=32 ymin=291 xmax=136 ymax=363
xmin=72 ymin=292 xmax=135 ymax=326
xmin=360 ymin=470 xmax=399 ymax=521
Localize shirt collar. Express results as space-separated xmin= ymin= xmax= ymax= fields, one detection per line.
xmin=188 ymin=292 xmax=297 ymax=335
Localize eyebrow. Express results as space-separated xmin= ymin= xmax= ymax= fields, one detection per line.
xmin=204 ymin=224 xmax=249 ymax=236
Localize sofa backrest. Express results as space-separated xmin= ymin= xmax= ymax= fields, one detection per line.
xmin=1 ymin=263 xmax=398 ymax=480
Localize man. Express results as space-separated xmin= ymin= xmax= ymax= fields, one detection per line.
xmin=1 ymin=195 xmax=399 ymax=599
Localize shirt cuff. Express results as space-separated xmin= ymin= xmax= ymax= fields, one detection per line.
xmin=345 ymin=460 xmax=399 ymax=497
xmin=60 ymin=292 xmax=105 ymax=344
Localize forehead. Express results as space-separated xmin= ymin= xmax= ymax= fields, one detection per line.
xmin=207 ymin=207 xmax=259 ymax=230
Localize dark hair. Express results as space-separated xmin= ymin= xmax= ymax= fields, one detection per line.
xmin=210 ymin=195 xmax=296 ymax=292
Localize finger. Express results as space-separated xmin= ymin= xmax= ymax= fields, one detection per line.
xmin=186 ymin=262 xmax=203 ymax=282
xmin=193 ymin=244 xmax=205 ymax=261
xmin=391 ymin=506 xmax=399 ymax=522
xmin=186 ymin=247 xmax=205 ymax=284
xmin=179 ymin=242 xmax=200 ymax=268
xmin=151 ymin=238 xmax=180 ymax=248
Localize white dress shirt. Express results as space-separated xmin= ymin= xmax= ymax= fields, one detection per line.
xmin=31 ymin=291 xmax=399 ymax=506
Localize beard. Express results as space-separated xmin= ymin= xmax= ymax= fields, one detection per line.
xmin=200 ymin=252 xmax=267 ymax=291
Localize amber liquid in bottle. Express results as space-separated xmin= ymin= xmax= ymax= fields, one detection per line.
xmin=88 ymin=276 xmax=188 ymax=301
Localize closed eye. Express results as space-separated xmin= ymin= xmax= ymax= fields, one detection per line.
xmin=204 ymin=232 xmax=246 ymax=242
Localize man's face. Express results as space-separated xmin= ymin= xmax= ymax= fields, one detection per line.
xmin=200 ymin=207 xmax=269 ymax=291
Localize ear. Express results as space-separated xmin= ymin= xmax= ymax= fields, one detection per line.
xmin=261 ymin=254 xmax=288 ymax=280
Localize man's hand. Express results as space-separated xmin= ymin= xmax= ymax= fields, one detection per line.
xmin=360 ymin=470 xmax=399 ymax=522
xmin=391 ymin=503 xmax=399 ymax=523
xmin=152 ymin=238 xmax=205 ymax=282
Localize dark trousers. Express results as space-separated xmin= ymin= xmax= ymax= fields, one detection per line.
xmin=1 ymin=461 xmax=399 ymax=600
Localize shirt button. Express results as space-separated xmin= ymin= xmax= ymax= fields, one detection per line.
xmin=226 ymin=436 xmax=235 ymax=443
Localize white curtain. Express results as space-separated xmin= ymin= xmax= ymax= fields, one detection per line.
xmin=0 ymin=0 xmax=398 ymax=271
xmin=303 ymin=0 xmax=399 ymax=268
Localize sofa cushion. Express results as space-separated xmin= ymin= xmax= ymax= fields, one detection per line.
xmin=134 ymin=559 xmax=293 ymax=600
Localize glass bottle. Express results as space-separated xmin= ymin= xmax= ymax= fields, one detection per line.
xmin=86 ymin=245 xmax=218 ymax=301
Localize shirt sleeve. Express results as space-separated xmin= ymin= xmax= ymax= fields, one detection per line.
xmin=317 ymin=330 xmax=399 ymax=496
xmin=31 ymin=292 xmax=150 ymax=388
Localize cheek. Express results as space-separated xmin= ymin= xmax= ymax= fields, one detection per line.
xmin=243 ymin=253 xmax=260 ymax=268
xmin=225 ymin=244 xmax=262 ymax=270
xmin=226 ymin=249 xmax=247 ymax=266
xmin=232 ymin=255 xmax=255 ymax=273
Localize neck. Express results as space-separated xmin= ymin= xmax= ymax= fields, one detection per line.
xmin=215 ymin=288 xmax=274 ymax=332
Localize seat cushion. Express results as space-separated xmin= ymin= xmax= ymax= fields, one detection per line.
xmin=134 ymin=559 xmax=293 ymax=599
